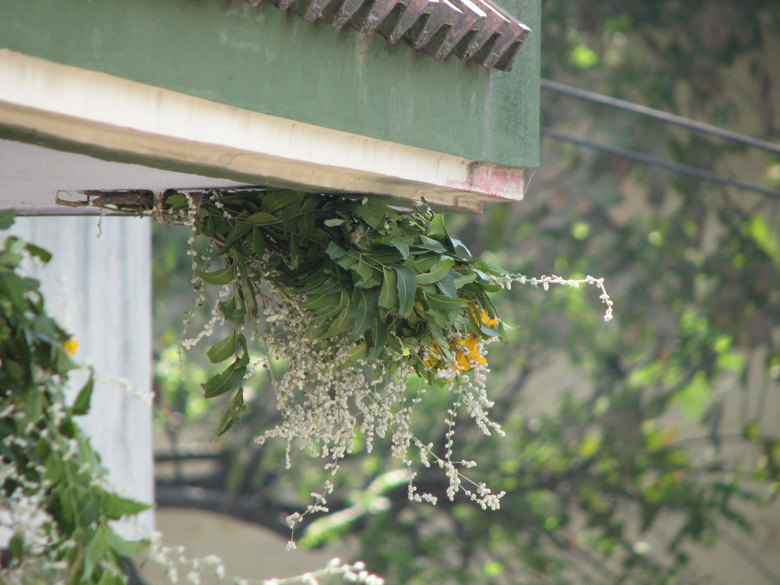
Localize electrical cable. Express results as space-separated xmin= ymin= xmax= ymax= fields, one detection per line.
xmin=541 ymin=79 xmax=780 ymax=156
xmin=540 ymin=127 xmax=780 ymax=200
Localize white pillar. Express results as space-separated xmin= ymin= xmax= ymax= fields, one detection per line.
xmin=11 ymin=215 xmax=154 ymax=538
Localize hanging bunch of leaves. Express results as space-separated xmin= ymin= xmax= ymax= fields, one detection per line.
xmin=78 ymin=188 xmax=612 ymax=529
xmin=0 ymin=210 xmax=150 ymax=584
xmin=179 ymin=191 xmax=513 ymax=376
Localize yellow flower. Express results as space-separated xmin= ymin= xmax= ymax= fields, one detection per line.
xmin=468 ymin=304 xmax=501 ymax=330
xmin=480 ymin=309 xmax=500 ymax=329
xmin=422 ymin=344 xmax=441 ymax=367
xmin=63 ymin=339 xmax=79 ymax=355
xmin=421 ymin=305 xmax=500 ymax=372
xmin=451 ymin=332 xmax=487 ymax=372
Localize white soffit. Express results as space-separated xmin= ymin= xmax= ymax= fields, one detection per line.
xmin=0 ymin=49 xmax=525 ymax=213
xmin=0 ymin=139 xmax=246 ymax=215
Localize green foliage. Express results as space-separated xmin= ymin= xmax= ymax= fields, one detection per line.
xmin=138 ymin=190 xmax=521 ymax=436
xmin=0 ymin=213 xmax=150 ymax=584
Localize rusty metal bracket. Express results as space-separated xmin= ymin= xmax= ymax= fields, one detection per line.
xmin=245 ymin=0 xmax=529 ymax=71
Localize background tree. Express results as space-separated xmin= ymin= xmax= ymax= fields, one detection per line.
xmin=150 ymin=1 xmax=780 ymax=583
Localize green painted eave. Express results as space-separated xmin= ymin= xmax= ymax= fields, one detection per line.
xmin=0 ymin=0 xmax=539 ymax=169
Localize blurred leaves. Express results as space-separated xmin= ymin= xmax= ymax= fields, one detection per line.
xmin=0 ymin=213 xmax=150 ymax=583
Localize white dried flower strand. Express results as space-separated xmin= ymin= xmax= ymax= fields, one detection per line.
xmin=251 ymin=283 xmax=506 ymax=529
xmin=493 ymin=273 xmax=614 ymax=321
xmin=144 ymin=536 xmax=383 ymax=585
xmin=93 ymin=372 xmax=155 ymax=408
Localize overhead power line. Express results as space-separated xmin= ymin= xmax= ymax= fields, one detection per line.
xmin=539 ymin=80 xmax=780 ymax=199
xmin=541 ymin=79 xmax=780 ymax=156
xmin=540 ymin=127 xmax=780 ymax=201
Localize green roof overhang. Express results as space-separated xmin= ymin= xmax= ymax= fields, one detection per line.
xmin=0 ymin=0 xmax=539 ymax=212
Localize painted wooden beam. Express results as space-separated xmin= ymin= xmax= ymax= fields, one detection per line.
xmin=0 ymin=50 xmax=528 ymax=212
xmin=0 ymin=0 xmax=540 ymax=170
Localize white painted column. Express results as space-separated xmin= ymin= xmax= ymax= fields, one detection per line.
xmin=11 ymin=215 xmax=154 ymax=538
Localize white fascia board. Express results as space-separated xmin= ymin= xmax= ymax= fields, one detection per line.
xmin=0 ymin=49 xmax=525 ymax=212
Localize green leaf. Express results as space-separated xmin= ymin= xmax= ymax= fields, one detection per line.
xmin=216 ymin=387 xmax=246 ymax=438
xmin=391 ymin=241 xmax=410 ymax=259
xmin=218 ymin=221 xmax=252 ymax=255
xmin=219 ymin=296 xmax=245 ymax=324
xmin=202 ymin=363 xmax=242 ymax=399
xmin=302 ymin=292 xmax=335 ymax=312
xmin=311 ymin=276 xmax=344 ymax=296
xmin=98 ymin=489 xmax=152 ymax=520
xmin=441 ymin=221 xmax=472 ymax=258
xmin=84 ymin=524 xmax=108 ymax=578
xmin=250 ymin=228 xmax=266 ymax=258
xmin=467 ymin=302 xmax=484 ymax=337
xmin=322 ymin=314 xmax=353 ymax=338
xmin=436 ymin=271 xmax=457 ymax=298
xmin=97 ymin=568 xmax=126 ymax=585
xmin=352 ymin=258 xmax=378 ymax=287
xmin=246 ymin=211 xmax=279 ymax=226
xmin=379 ymin=268 xmax=398 ymax=309
xmin=578 ymin=430 xmax=603 ymax=459
xmin=324 ymin=218 xmax=346 ymax=227
xmin=299 ymin=213 xmax=316 ymax=237
xmin=350 ymin=289 xmax=379 ymax=341
xmin=416 ymin=259 xmax=454 ymax=285
xmin=308 ymin=291 xmax=349 ymax=320
xmin=195 ymin=264 xmax=237 ymax=285
xmin=325 ymin=241 xmax=349 ymax=260
xmin=395 ymin=267 xmax=417 ymax=318
xmin=294 ymin=270 xmax=331 ymax=295
xmin=406 ymin=254 xmax=439 ymax=273
xmin=368 ymin=316 xmax=388 ymax=361
xmin=716 ymin=351 xmax=745 ymax=372
xmin=72 ymin=375 xmax=94 ymax=416
xmin=346 ymin=341 xmax=367 ymax=363
xmin=275 ymin=256 xmax=324 ymax=288
xmin=480 ymin=323 xmax=501 ymax=337
xmin=164 ymin=193 xmax=189 ymax=210
xmin=239 ymin=271 xmax=259 ymax=319
xmin=364 ymin=245 xmax=404 ymax=264
xmin=336 ymin=253 xmax=359 ymax=270
xmin=206 ymin=329 xmax=241 ymax=363
xmin=417 ymin=235 xmax=447 ymax=253
xmin=353 ymin=197 xmax=387 ymax=230
xmin=425 ymin=292 xmax=465 ymax=311
xmin=0 ymin=271 xmax=26 ymax=311
xmin=261 ymin=189 xmax=301 ymax=214
xmin=23 ymin=243 xmax=52 ymax=263
xmin=452 ymin=272 xmax=477 ymax=289
xmin=0 ymin=209 xmax=15 ymax=230
xmin=20 ymin=276 xmax=40 ymax=293
xmin=202 ymin=350 xmax=249 ymax=399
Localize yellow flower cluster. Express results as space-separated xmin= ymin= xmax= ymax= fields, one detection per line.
xmin=63 ymin=338 xmax=79 ymax=355
xmin=422 ymin=308 xmax=500 ymax=372
xmin=452 ymin=334 xmax=486 ymax=371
